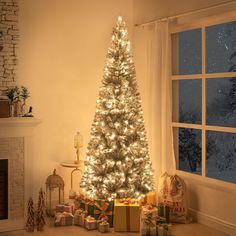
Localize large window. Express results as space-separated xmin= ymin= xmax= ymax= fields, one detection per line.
xmin=172 ymin=19 xmax=236 ymax=184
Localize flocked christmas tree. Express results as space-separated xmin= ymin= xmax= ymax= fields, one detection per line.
xmin=36 ymin=188 xmax=46 ymax=231
xmin=25 ymin=197 xmax=35 ymax=232
xmin=80 ymin=16 xmax=154 ymax=200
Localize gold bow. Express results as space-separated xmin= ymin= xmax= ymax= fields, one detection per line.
xmin=94 ymin=201 xmax=113 ymax=220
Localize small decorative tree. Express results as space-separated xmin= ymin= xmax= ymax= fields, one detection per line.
xmin=25 ymin=197 xmax=35 ymax=232
xmin=36 ymin=188 xmax=46 ymax=231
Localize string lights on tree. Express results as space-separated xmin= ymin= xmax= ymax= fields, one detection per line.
xmin=80 ymin=16 xmax=154 ymax=200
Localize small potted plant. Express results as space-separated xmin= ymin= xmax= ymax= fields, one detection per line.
xmin=5 ymin=87 xmax=16 ymax=117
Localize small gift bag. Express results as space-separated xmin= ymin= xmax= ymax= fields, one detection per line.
xmin=54 ymin=212 xmax=74 ymax=227
xmin=98 ymin=220 xmax=109 ymax=233
xmin=94 ymin=200 xmax=114 ymax=227
xmin=74 ymin=209 xmax=88 ymax=227
xmin=84 ymin=216 xmax=97 ymax=230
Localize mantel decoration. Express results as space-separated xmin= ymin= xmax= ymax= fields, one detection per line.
xmin=4 ymin=86 xmax=32 ymax=117
xmin=46 ymin=169 xmax=65 ymax=217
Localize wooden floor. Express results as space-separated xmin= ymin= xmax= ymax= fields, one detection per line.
xmin=0 ymin=223 xmax=230 ymax=236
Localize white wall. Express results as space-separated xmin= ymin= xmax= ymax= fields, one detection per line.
xmin=133 ymin=0 xmax=236 ymax=235
xmin=18 ymin=0 xmax=133 ymax=200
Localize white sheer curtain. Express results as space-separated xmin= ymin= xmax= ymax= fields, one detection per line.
xmin=134 ymin=20 xmax=176 ymax=187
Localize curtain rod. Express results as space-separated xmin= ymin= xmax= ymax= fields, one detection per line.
xmin=134 ymin=0 xmax=236 ymax=27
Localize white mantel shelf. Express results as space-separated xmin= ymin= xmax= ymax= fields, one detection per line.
xmin=0 ymin=117 xmax=41 ymax=138
xmin=0 ymin=117 xmax=41 ymax=127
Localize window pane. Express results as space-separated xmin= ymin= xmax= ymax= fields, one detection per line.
xmin=174 ymin=128 xmax=202 ymax=175
xmin=207 ymin=77 xmax=236 ymax=127
xmin=206 ymin=21 xmax=236 ymax=73
xmin=172 ymin=28 xmax=202 ymax=75
xmin=172 ymin=79 xmax=202 ymax=124
xmin=206 ymin=131 xmax=236 ymax=183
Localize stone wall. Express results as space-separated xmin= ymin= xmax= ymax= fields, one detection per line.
xmin=0 ymin=137 xmax=24 ymax=220
xmin=0 ymin=0 xmax=19 ymax=94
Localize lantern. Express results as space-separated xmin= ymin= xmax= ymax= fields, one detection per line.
xmin=45 ymin=169 xmax=64 ymax=216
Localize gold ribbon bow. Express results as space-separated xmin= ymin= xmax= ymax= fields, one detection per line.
xmin=94 ymin=201 xmax=113 ymax=220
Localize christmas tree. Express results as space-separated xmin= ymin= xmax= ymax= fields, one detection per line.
xmin=25 ymin=197 xmax=35 ymax=232
xmin=80 ymin=16 xmax=154 ymax=200
xmin=36 ymin=188 xmax=46 ymax=231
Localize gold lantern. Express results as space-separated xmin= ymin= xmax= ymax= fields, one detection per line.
xmin=46 ymin=169 xmax=64 ymax=216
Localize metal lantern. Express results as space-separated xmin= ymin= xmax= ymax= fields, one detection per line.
xmin=46 ymin=169 xmax=64 ymax=216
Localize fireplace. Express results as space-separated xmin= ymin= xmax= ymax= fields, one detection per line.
xmin=0 ymin=160 xmax=8 ymax=220
xmin=0 ymin=117 xmax=40 ymax=232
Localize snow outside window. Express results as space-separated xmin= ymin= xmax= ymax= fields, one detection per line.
xmin=171 ymin=20 xmax=236 ymax=184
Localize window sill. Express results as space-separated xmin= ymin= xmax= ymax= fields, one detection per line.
xmin=176 ymin=170 xmax=236 ymax=192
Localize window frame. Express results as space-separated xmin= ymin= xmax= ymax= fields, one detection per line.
xmin=170 ymin=11 xmax=236 ymax=190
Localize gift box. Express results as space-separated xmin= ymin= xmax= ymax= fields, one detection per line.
xmin=140 ymin=209 xmax=158 ymax=236
xmin=84 ymin=216 xmax=97 ymax=230
xmin=74 ymin=209 xmax=88 ymax=227
xmin=158 ymin=205 xmax=171 ymax=224
xmin=98 ymin=220 xmax=109 ymax=233
xmin=94 ymin=200 xmax=114 ymax=227
xmin=55 ymin=203 xmax=74 ymax=214
xmin=54 ymin=212 xmax=74 ymax=227
xmin=114 ymin=199 xmax=140 ymax=232
xmin=141 ymin=205 xmax=158 ymax=218
xmin=80 ymin=198 xmax=95 ymax=217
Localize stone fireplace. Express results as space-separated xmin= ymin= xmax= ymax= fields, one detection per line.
xmin=0 ymin=118 xmax=40 ymax=232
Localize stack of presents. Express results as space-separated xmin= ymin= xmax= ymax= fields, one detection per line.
xmin=54 ymin=174 xmax=188 ymax=235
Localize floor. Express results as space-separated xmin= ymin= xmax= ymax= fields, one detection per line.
xmin=0 ymin=222 xmax=230 ymax=236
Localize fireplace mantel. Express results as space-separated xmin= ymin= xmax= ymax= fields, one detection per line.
xmin=0 ymin=117 xmax=41 ymax=232
xmin=0 ymin=118 xmax=41 ymax=138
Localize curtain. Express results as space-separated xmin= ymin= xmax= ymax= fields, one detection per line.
xmin=134 ymin=20 xmax=176 ymax=187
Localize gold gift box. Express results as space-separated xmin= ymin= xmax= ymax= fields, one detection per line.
xmin=114 ymin=199 xmax=140 ymax=232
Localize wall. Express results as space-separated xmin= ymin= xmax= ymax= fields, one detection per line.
xmin=0 ymin=0 xmax=19 ymax=93
xmin=133 ymin=0 xmax=236 ymax=234
xmin=18 ymin=0 xmax=133 ymax=200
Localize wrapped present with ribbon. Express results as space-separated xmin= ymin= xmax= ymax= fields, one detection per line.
xmin=94 ymin=200 xmax=114 ymax=227
xmin=141 ymin=204 xmax=158 ymax=219
xmin=158 ymin=204 xmax=172 ymax=224
xmin=114 ymin=199 xmax=140 ymax=232
xmin=74 ymin=209 xmax=88 ymax=227
xmin=84 ymin=216 xmax=97 ymax=230
xmin=98 ymin=220 xmax=109 ymax=233
xmin=54 ymin=212 xmax=74 ymax=227
xmin=55 ymin=203 xmax=74 ymax=214
xmin=157 ymin=223 xmax=172 ymax=236
xmin=80 ymin=197 xmax=95 ymax=217
xmin=140 ymin=212 xmax=157 ymax=236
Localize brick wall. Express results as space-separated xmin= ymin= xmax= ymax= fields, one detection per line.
xmin=0 ymin=0 xmax=19 ymax=94
xmin=0 ymin=137 xmax=24 ymax=220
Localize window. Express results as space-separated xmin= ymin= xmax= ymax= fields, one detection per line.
xmin=172 ymin=19 xmax=236 ymax=185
